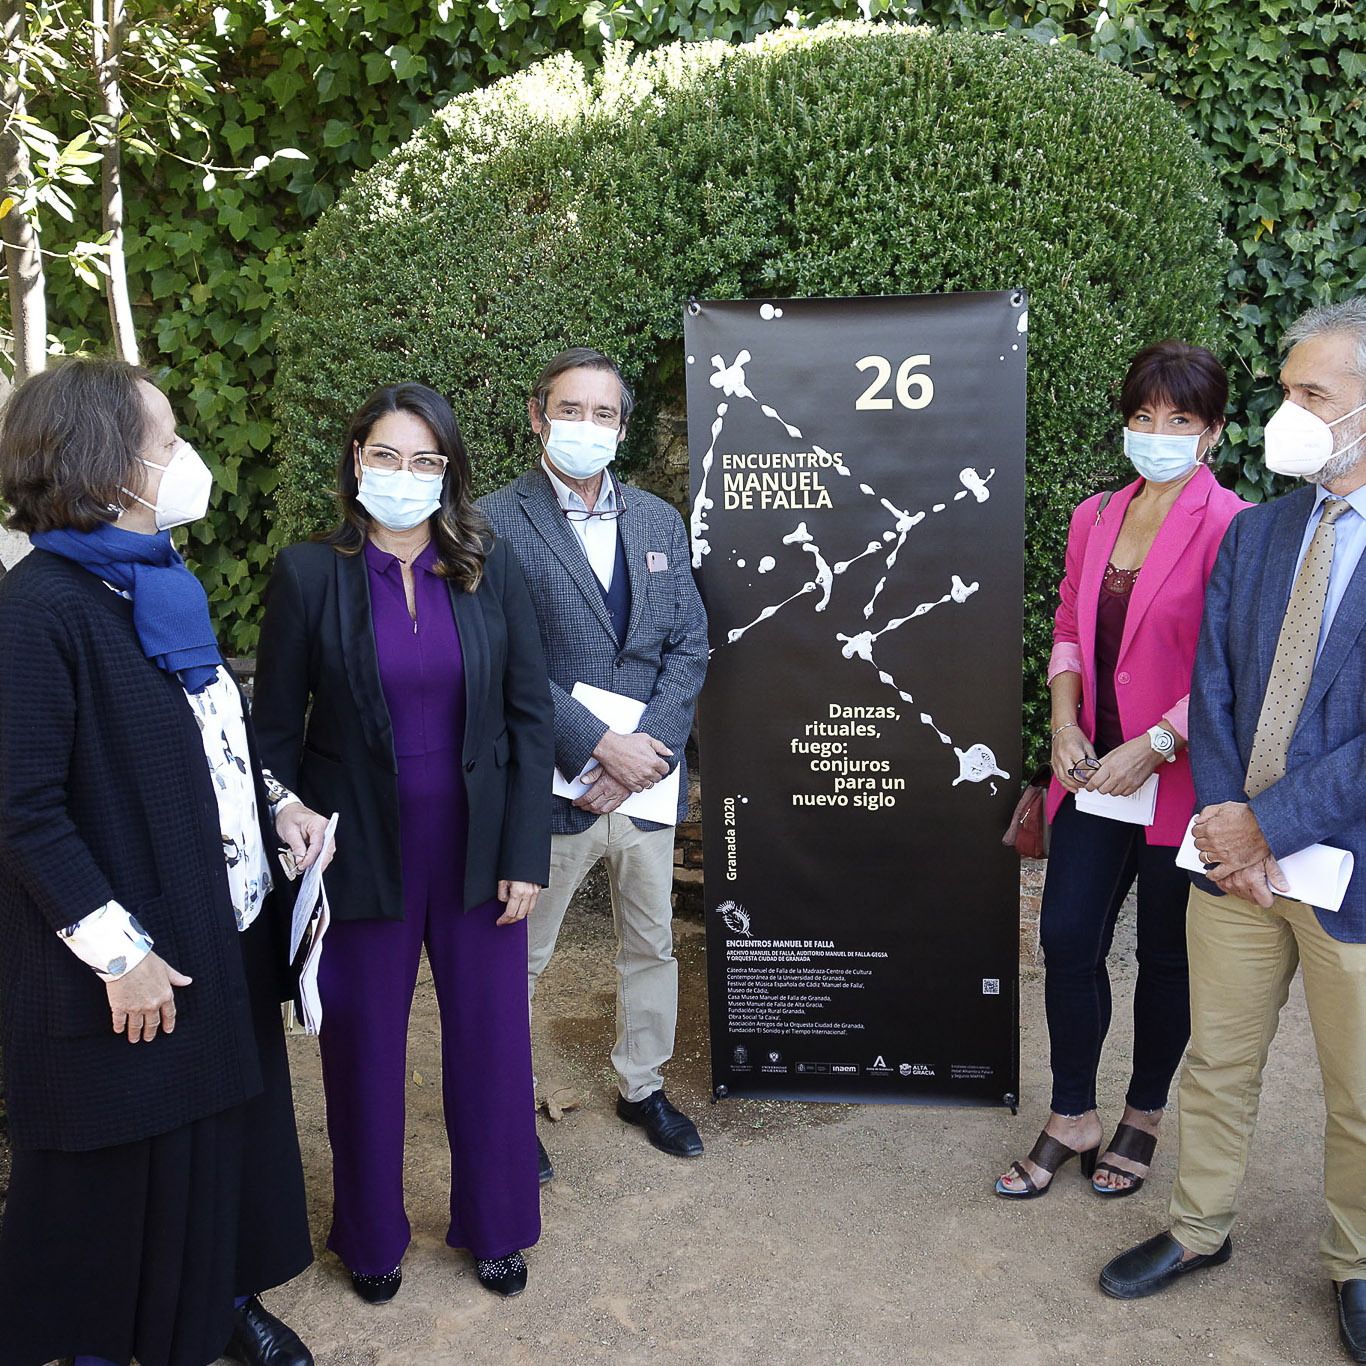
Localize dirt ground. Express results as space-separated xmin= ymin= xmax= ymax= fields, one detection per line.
xmin=216 ymin=865 xmax=1354 ymax=1366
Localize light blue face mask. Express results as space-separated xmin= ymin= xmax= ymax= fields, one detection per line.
xmin=1123 ymin=425 xmax=1209 ymax=484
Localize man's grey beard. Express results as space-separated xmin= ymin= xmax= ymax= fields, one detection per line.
xmin=1307 ymin=405 xmax=1366 ymax=486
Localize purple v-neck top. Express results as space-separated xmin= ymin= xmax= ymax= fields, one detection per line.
xmin=364 ymin=539 xmax=466 ymax=758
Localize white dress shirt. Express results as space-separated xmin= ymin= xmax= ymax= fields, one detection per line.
xmin=541 ymin=458 xmax=620 ymax=591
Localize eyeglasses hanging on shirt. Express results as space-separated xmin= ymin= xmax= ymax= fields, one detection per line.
xmin=562 ymin=476 xmax=627 ymax=523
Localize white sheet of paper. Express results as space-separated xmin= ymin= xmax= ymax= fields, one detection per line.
xmin=1176 ymin=819 xmax=1355 ymax=913
xmin=552 ymin=681 xmax=681 ymax=826
xmin=1074 ymin=773 xmax=1159 ymax=826
xmin=296 ymin=885 xmax=330 ymax=1035
xmin=288 ymin=811 xmax=339 ymax=961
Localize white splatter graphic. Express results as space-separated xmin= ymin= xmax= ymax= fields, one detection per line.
xmin=727 ymin=585 xmax=817 ymax=643
xmin=832 ymin=540 xmax=884 ymax=575
xmin=921 ymin=713 xmax=951 ymax=745
xmin=690 ymin=341 xmax=1003 ymax=785
xmin=1017 ymin=309 xmax=1029 ymax=333
xmin=962 ymin=467 xmax=995 ymax=501
xmin=710 ymin=351 xmax=754 ymax=398
xmin=761 ymin=404 xmax=802 ymax=439
xmin=688 ymin=404 xmax=727 ymax=568
xmin=783 ymin=522 xmax=834 ymax=611
xmin=952 ymin=743 xmax=1010 ymax=786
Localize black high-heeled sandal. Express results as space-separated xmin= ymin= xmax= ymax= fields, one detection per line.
xmin=995 ymin=1129 xmax=1100 ymax=1199
xmin=1092 ymin=1122 xmax=1158 ymax=1197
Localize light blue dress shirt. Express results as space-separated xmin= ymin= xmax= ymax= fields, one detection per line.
xmin=1293 ymin=483 xmax=1366 ymax=661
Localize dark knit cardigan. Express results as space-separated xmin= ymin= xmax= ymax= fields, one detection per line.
xmin=0 ymin=550 xmax=291 ymax=1151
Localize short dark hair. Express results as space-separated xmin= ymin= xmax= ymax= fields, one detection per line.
xmin=0 ymin=357 xmax=154 ymax=534
xmin=531 ymin=347 xmax=634 ymax=427
xmin=320 ymin=382 xmax=490 ymax=592
xmin=1119 ymin=341 xmax=1229 ymax=429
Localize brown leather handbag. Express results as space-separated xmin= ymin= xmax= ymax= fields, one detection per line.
xmin=1003 ymin=764 xmax=1051 ymax=858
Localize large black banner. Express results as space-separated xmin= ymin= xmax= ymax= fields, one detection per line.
xmin=686 ymin=292 xmax=1026 ymax=1105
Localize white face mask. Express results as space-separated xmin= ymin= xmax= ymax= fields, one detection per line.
xmin=1264 ymin=398 xmax=1366 ymax=478
xmin=121 ymin=442 xmax=214 ymax=530
xmin=541 ymin=417 xmax=619 ymax=482
xmin=355 ymin=465 xmax=442 ymax=530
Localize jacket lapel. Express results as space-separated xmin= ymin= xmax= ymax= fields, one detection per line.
xmin=335 ymin=550 xmax=396 ymax=768
xmin=516 ymin=469 xmax=618 ymax=639
xmin=449 ymin=578 xmax=490 ymax=756
xmin=1301 ymin=500 xmax=1366 ymax=718
xmin=1258 ymin=486 xmax=1316 ymax=683
xmin=617 ymin=478 xmax=647 ymax=645
xmin=1119 ymin=467 xmax=1210 ymax=660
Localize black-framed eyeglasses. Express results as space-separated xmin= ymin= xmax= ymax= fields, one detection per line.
xmin=359 ymin=445 xmax=448 ymax=482
xmin=1068 ymin=757 xmax=1101 ymax=782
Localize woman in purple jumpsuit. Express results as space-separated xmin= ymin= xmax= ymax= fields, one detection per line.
xmin=253 ymin=384 xmax=554 ymax=1301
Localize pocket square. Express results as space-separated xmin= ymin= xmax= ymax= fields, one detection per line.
xmin=646 ymin=552 xmax=668 ymax=572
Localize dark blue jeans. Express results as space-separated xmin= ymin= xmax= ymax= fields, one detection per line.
xmin=1040 ymin=794 xmax=1192 ymax=1115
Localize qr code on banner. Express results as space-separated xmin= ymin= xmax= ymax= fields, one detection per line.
xmin=982 ymin=979 xmax=1000 ymax=995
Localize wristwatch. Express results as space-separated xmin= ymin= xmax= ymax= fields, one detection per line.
xmin=1147 ymin=724 xmax=1177 ymax=763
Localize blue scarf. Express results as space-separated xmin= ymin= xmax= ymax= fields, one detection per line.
xmin=32 ymin=523 xmax=222 ymax=693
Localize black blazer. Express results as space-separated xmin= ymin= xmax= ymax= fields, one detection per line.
xmin=0 ymin=551 xmax=290 ymax=1152
xmin=251 ymin=537 xmax=554 ymax=923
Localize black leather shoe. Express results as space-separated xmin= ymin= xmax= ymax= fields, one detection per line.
xmin=537 ymin=1135 xmax=554 ymax=1185
xmin=1099 ymin=1231 xmax=1232 ymax=1300
xmin=223 ymin=1295 xmax=314 ymax=1366
xmin=476 ymin=1251 xmax=528 ymax=1297
xmin=616 ymin=1089 xmax=703 ymax=1158
xmin=1336 ymin=1279 xmax=1366 ymax=1362
xmin=350 ymin=1265 xmax=402 ymax=1304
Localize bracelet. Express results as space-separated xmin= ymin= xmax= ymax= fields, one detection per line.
xmin=1051 ymin=722 xmax=1079 ymax=742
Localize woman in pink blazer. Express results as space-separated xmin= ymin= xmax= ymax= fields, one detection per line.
xmin=996 ymin=342 xmax=1249 ymax=1202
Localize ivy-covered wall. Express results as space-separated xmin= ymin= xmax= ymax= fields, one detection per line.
xmin=11 ymin=0 xmax=1364 ymax=663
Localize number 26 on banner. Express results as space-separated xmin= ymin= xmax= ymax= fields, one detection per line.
xmin=855 ymin=354 xmax=934 ymax=410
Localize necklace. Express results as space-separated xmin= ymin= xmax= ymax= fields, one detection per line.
xmin=370 ymin=533 xmax=431 ymax=566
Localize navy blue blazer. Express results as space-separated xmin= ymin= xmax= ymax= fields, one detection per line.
xmin=479 ymin=469 xmax=708 ymax=836
xmin=251 ymin=537 xmax=554 ymax=922
xmin=1189 ymin=484 xmax=1366 ymax=940
xmin=0 ymin=551 xmax=285 ymax=1150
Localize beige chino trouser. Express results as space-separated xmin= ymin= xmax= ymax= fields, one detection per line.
xmin=1170 ymin=884 xmax=1366 ymax=1279
xmin=527 ymin=815 xmax=678 ymax=1104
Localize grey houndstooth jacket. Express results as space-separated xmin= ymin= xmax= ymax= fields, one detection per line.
xmin=479 ymin=467 xmax=708 ymax=835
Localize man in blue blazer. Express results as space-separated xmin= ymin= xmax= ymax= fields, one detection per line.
xmin=480 ymin=348 xmax=708 ymax=1168
xmin=1101 ymin=299 xmax=1366 ymax=1362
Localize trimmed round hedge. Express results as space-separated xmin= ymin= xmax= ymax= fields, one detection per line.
xmin=274 ymin=22 xmax=1229 ymax=758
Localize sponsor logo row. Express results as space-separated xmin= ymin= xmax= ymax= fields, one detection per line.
xmin=730 ymin=1046 xmax=936 ymax=1078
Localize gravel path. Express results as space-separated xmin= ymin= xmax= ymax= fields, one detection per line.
xmin=248 ymin=884 xmax=1348 ymax=1366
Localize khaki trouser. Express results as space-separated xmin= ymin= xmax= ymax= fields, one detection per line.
xmin=1170 ymin=884 xmax=1366 ymax=1278
xmin=528 ymin=815 xmax=678 ymax=1103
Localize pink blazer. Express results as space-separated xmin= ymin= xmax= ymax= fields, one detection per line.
xmin=1045 ymin=465 xmax=1250 ymax=845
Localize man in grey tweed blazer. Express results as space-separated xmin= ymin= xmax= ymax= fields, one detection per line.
xmin=480 ymin=347 xmax=708 ymax=1169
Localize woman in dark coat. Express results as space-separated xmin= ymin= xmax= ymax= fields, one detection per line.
xmin=252 ymin=384 xmax=554 ymax=1302
xmin=0 ymin=358 xmax=329 ymax=1366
